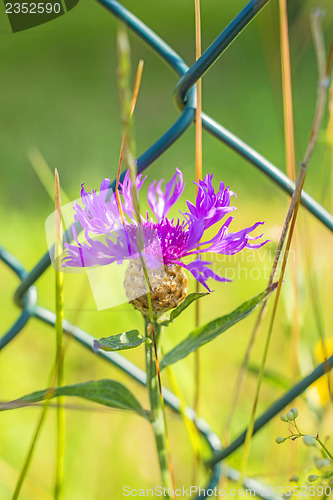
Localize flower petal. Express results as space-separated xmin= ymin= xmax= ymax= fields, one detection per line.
xmin=148 ymin=168 xmax=185 ymax=221
xmin=185 ymin=173 xmax=236 ymax=229
xmin=176 ymin=258 xmax=231 ymax=292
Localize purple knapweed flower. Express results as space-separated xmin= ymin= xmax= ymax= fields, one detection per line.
xmin=62 ymin=169 xmax=268 ymax=294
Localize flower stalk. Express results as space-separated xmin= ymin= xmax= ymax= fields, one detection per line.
xmin=144 ymin=319 xmax=174 ymax=498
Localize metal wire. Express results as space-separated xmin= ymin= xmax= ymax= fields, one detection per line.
xmin=1 ymin=0 xmax=332 ymax=497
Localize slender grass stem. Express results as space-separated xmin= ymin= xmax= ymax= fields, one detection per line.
xmin=239 ymin=200 xmax=303 ymax=488
xmin=194 ymin=0 xmax=202 ymax=186
xmin=292 ymin=420 xmax=301 ymax=435
xmin=193 ymin=1 xmax=202 ymax=467
xmin=238 ymin=16 xmax=332 ymax=486
xmin=145 ymin=321 xmax=174 ymax=498
xmin=304 ymin=251 xmax=333 ymax=403
xmin=279 ymin=0 xmax=296 ymax=182
xmin=316 ymin=438 xmax=333 ymax=461
xmin=163 ymin=347 xmax=201 ymax=460
xmin=11 ymin=170 xmax=66 ymax=500
xmin=27 ymin=148 xmax=69 ymax=205
xmin=223 ymin=0 xmax=300 ymax=443
xmin=54 ymin=170 xmax=65 ymax=500
xmin=279 ymin=0 xmax=300 ymax=403
xmin=115 ymin=59 xmax=144 ymax=223
xmin=306 ymin=16 xmax=333 ymax=405
xmin=224 ymin=15 xmax=333 ymax=447
xmin=11 ymin=401 xmax=50 ymax=500
xmin=11 ymin=363 xmax=59 ymax=500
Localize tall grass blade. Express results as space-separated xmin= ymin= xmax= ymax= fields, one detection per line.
xmin=11 ymin=402 xmax=50 ymax=500
xmin=278 ymin=0 xmax=299 ymax=389
xmin=27 ymin=148 xmax=69 ymax=204
xmin=54 ymin=169 xmax=65 ymax=500
xmin=238 ymin=14 xmax=333 ymax=483
xmin=193 ymin=2 xmax=203 ymax=479
xmin=279 ymin=0 xmax=296 ymax=182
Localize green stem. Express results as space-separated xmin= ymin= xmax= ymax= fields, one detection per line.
xmin=317 ymin=438 xmax=333 ymax=461
xmin=285 ymin=432 xmax=333 ymax=462
xmin=55 ymin=268 xmax=65 ymax=500
xmin=145 ymin=320 xmax=173 ymax=497
xmin=293 ymin=420 xmax=301 ymax=435
xmin=55 ymin=246 xmax=65 ymax=500
xmin=11 ymin=401 xmax=49 ymax=500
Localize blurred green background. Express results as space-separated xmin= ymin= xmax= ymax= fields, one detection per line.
xmin=0 ymin=0 xmax=332 ymax=498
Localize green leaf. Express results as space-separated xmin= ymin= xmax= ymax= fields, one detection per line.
xmin=0 ymin=380 xmax=147 ymax=418
xmin=160 ymin=285 xmax=277 ymax=370
xmin=94 ymin=330 xmax=150 ymax=352
xmin=161 ymin=292 xmax=209 ymax=326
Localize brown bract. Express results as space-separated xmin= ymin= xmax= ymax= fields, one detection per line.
xmin=124 ymin=260 xmax=188 ymax=316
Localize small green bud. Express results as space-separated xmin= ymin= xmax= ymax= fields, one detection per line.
xmin=276 ymin=436 xmax=285 ymax=444
xmin=290 ymin=407 xmax=299 ymax=418
xmin=316 ymin=459 xmax=330 ymax=468
xmin=280 ymin=413 xmax=288 ymax=422
xmin=308 ymin=475 xmax=319 ymax=482
xmin=303 ymin=434 xmax=316 ymax=446
xmin=286 ymin=410 xmax=295 ymax=421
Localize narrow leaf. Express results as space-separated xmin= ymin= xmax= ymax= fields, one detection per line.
xmin=247 ymin=364 xmax=290 ymax=390
xmin=160 ymin=285 xmax=277 ymax=370
xmin=1 ymin=380 xmax=146 ymax=417
xmin=161 ymin=292 xmax=209 ymax=326
xmin=94 ymin=330 xmax=150 ymax=352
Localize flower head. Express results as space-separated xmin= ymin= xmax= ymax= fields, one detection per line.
xmin=63 ymin=169 xmax=268 ymax=303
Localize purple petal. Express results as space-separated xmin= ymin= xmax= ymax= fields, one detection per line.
xmin=185 ymin=173 xmax=236 ymax=230
xmin=148 ymin=179 xmax=164 ymax=220
xmin=163 ymin=168 xmax=185 ymax=216
xmin=182 ymin=217 xmax=205 ymax=253
xmin=148 ymin=168 xmax=185 ymax=221
xmin=189 ymin=220 xmax=268 ymax=256
xmin=176 ymin=258 xmax=231 ymax=292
